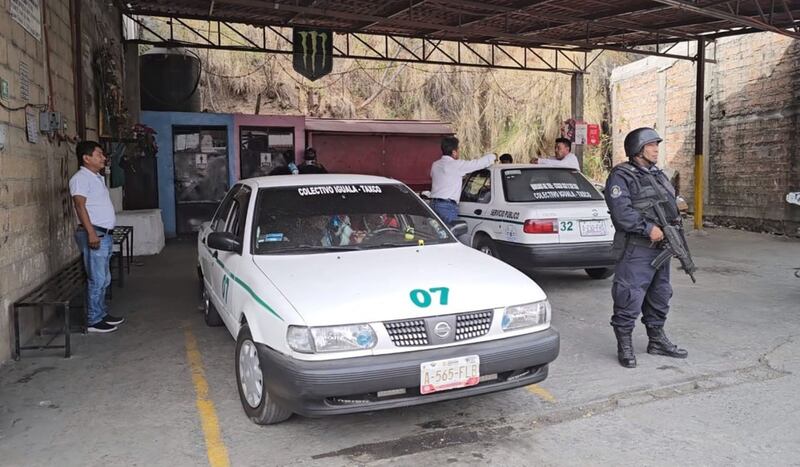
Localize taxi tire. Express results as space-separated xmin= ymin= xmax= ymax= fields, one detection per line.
xmin=474 ymin=236 xmax=500 ymax=259
xmin=235 ymin=325 xmax=293 ymax=425
xmin=585 ymin=267 xmax=614 ymax=279
xmin=202 ymin=283 xmax=224 ymax=327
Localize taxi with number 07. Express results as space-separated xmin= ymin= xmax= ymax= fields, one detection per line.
xmin=197 ymin=174 xmax=559 ymax=425
xmin=458 ymin=165 xmax=617 ymax=279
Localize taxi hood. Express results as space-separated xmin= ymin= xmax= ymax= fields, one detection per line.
xmin=252 ymin=243 xmax=546 ymax=326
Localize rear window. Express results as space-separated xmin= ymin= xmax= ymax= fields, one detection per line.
xmin=502 ymin=168 xmax=603 ymax=202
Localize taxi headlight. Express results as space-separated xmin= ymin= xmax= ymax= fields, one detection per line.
xmin=501 ymin=300 xmax=551 ymax=331
xmin=287 ymin=324 xmax=377 ymax=353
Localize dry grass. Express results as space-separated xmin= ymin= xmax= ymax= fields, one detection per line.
xmin=144 ymin=20 xmax=634 ymax=180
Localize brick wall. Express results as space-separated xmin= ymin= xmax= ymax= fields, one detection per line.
xmin=0 ymin=0 xmax=125 ymax=363
xmin=611 ymin=34 xmax=800 ymax=236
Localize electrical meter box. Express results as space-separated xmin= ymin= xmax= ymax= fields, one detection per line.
xmin=39 ymin=111 xmax=64 ymax=132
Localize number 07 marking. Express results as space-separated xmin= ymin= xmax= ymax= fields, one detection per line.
xmin=410 ymin=287 xmax=450 ymax=308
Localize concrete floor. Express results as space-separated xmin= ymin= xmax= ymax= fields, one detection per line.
xmin=1 ymin=228 xmax=799 ymax=466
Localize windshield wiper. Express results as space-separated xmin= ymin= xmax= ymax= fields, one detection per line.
xmin=362 ymin=242 xmax=424 ymax=249
xmin=263 ymin=244 xmax=360 ymax=254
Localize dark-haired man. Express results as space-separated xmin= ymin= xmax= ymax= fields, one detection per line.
xmin=70 ymin=141 xmax=125 ymax=333
xmin=299 ymin=147 xmax=328 ymax=174
xmin=533 ymin=137 xmax=580 ymax=170
xmin=429 ymin=136 xmax=495 ymax=226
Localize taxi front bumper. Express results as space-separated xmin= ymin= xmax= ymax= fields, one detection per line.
xmin=257 ymin=328 xmax=559 ymax=417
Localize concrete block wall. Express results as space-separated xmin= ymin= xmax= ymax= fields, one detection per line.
xmin=611 ymin=34 xmax=800 ymax=236
xmin=0 ymin=0 xmax=125 ymax=363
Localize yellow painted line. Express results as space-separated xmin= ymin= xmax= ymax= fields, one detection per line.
xmin=185 ymin=329 xmax=231 ymax=467
xmin=526 ymin=384 xmax=556 ymax=403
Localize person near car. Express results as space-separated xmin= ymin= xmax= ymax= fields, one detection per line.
xmin=499 ymin=153 xmax=513 ymax=164
xmin=429 ymin=136 xmax=496 ymax=226
xmin=298 ymin=147 xmax=328 ymax=174
xmin=604 ymin=127 xmax=687 ymax=368
xmin=268 ymin=150 xmax=300 ymax=175
xmin=533 ymin=138 xmax=580 ymax=170
xmin=70 ymin=141 xmax=125 ymax=333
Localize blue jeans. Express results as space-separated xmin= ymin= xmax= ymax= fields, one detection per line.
xmin=75 ymin=230 xmax=113 ymax=326
xmin=431 ymin=199 xmax=459 ymax=226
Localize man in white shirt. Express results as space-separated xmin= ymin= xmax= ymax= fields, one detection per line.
xmin=70 ymin=141 xmax=125 ymax=333
xmin=430 ymin=136 xmax=496 ymax=225
xmin=533 ymin=137 xmax=580 ymax=170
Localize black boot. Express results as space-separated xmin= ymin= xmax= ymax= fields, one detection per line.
xmin=646 ymin=326 xmax=688 ymax=358
xmin=613 ymin=327 xmax=637 ymax=368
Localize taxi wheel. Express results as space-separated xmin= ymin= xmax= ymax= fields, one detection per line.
xmin=585 ymin=267 xmax=614 ymax=279
xmin=202 ymin=283 xmax=224 ymax=327
xmin=475 ymin=236 xmax=500 ymax=259
xmin=235 ymin=324 xmax=293 ymax=425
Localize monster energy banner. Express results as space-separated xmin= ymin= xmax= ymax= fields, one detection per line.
xmin=292 ymin=27 xmax=333 ymax=81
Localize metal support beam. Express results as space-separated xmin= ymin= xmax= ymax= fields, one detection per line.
xmin=694 ymin=38 xmax=706 ymax=231
xmin=651 ymin=0 xmax=800 ymax=39
xmin=571 ymin=73 xmax=584 ymax=170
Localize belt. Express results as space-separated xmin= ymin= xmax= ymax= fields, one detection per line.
xmin=431 ymin=198 xmax=457 ymax=204
xmin=77 ymin=225 xmax=114 ymax=235
xmin=627 ymin=235 xmax=659 ymax=248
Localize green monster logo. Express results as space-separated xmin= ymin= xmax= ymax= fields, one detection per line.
xmin=293 ymin=27 xmax=333 ymax=81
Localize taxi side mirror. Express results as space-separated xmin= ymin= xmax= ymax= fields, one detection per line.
xmin=450 ymin=220 xmax=468 ymax=238
xmin=208 ymin=232 xmax=242 ymax=254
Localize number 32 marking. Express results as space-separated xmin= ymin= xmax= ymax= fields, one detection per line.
xmin=410 ymin=287 xmax=449 ymax=308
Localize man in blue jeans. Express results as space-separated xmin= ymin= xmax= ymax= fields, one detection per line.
xmin=429 ymin=136 xmax=495 ymax=226
xmin=70 ymin=141 xmax=125 ymax=333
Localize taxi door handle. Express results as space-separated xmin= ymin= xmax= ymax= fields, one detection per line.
xmin=474 ymin=209 xmax=482 ymax=215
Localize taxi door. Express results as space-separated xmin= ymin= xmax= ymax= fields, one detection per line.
xmin=459 ymin=170 xmax=502 ymax=244
xmin=214 ymin=186 xmax=253 ymax=325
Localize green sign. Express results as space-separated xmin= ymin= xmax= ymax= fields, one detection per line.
xmin=292 ymin=27 xmax=333 ymax=81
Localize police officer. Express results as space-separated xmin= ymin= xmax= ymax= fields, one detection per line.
xmin=605 ymin=127 xmax=688 ymax=368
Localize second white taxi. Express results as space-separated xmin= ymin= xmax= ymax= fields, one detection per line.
xmin=197 ymin=174 xmax=559 ymax=424
xmin=458 ymin=165 xmax=617 ymax=279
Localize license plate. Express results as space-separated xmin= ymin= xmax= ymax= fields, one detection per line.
xmin=579 ymin=220 xmax=607 ymax=237
xmin=420 ymin=355 xmax=480 ymax=395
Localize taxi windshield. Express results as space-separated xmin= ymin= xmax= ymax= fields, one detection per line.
xmin=252 ymin=183 xmax=455 ymax=254
xmin=502 ymin=168 xmax=603 ymax=202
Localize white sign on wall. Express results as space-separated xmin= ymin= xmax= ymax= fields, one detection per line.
xmin=574 ymin=123 xmax=588 ymax=145
xmin=10 ymin=0 xmax=42 ymax=42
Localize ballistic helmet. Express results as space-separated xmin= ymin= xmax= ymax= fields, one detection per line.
xmin=624 ymin=127 xmax=662 ymax=158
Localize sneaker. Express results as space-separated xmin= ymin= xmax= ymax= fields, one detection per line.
xmin=88 ymin=321 xmax=118 ymax=333
xmin=103 ymin=314 xmax=125 ymax=326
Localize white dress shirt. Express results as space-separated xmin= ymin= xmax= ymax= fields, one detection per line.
xmin=537 ymin=152 xmax=580 ymax=171
xmin=69 ymin=167 xmax=116 ymax=229
xmin=430 ymin=153 xmax=495 ymax=202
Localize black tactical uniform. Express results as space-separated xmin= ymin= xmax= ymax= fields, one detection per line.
xmin=605 ymin=128 xmax=688 ymax=368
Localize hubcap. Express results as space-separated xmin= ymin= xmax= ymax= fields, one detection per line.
xmin=239 ymin=339 xmax=264 ymax=408
xmin=480 ymin=245 xmax=494 ymax=256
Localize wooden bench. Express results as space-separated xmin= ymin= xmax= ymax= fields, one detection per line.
xmin=13 ymin=257 xmax=86 ymax=360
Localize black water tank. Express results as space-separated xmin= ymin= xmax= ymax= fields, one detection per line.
xmin=140 ymin=48 xmax=202 ymax=112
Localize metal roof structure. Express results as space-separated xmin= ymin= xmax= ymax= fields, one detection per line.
xmin=123 ymin=0 xmax=800 ymax=69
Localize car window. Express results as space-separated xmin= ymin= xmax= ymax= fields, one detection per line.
xmin=252 ymin=184 xmax=455 ymax=254
xmin=461 ymin=170 xmax=491 ymax=203
xmin=211 ymin=185 xmax=241 ymax=232
xmin=227 ymin=186 xmax=252 ymax=242
xmin=502 ymin=168 xmax=603 ymax=202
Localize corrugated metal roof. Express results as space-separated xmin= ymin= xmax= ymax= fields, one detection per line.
xmin=305 ymin=118 xmax=453 ymax=135
xmin=124 ymin=0 xmax=800 ymax=51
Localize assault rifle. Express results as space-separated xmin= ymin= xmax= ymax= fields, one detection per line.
xmin=649 ymin=200 xmax=697 ymax=283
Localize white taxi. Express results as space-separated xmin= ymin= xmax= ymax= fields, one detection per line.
xmin=458 ymin=165 xmax=616 ymax=279
xmin=197 ymin=174 xmax=559 ymax=424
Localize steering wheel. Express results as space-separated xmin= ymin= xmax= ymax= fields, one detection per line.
xmin=363 ymin=227 xmax=401 ymax=242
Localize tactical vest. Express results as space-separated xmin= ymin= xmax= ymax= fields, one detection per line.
xmin=612 ymin=162 xmax=681 ymax=226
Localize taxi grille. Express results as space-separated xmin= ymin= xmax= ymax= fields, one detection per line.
xmin=384 ymin=311 xmax=494 ymax=347
xmin=385 ymin=319 xmax=428 ymax=346
xmin=455 ymin=311 xmax=493 ymax=341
